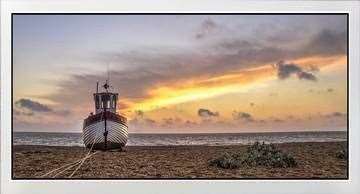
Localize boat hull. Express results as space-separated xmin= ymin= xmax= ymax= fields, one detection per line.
xmin=82 ymin=112 xmax=128 ymax=150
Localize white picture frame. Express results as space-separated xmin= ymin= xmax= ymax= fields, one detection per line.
xmin=1 ymin=0 xmax=359 ymax=194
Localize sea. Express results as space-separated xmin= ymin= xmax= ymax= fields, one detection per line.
xmin=13 ymin=131 xmax=347 ymax=147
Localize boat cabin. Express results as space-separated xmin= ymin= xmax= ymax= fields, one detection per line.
xmin=93 ymin=92 xmax=118 ymax=114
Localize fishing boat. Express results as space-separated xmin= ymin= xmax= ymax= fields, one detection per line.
xmin=82 ymin=80 xmax=128 ymax=150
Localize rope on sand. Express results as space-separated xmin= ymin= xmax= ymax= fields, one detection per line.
xmin=39 ymin=145 xmax=99 ymax=178
xmin=40 ymin=158 xmax=81 ymax=178
xmin=51 ymin=152 xmax=98 ymax=178
xmin=68 ymin=134 xmax=101 ymax=178
xmin=67 ymin=112 xmax=106 ymax=178
xmin=40 ymin=112 xmax=104 ymax=178
xmin=39 ymin=131 xmax=101 ymax=178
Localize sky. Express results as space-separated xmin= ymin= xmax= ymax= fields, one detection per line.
xmin=13 ymin=14 xmax=348 ymax=133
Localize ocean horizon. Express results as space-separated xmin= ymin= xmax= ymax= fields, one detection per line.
xmin=13 ymin=131 xmax=347 ymax=147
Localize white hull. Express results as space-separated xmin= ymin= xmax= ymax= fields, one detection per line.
xmin=82 ymin=120 xmax=128 ymax=149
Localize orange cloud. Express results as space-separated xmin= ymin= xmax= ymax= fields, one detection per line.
xmin=122 ymin=54 xmax=346 ymax=117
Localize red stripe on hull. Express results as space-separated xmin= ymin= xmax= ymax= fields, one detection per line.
xmin=83 ymin=111 xmax=127 ymax=129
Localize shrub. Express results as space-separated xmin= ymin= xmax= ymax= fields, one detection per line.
xmin=336 ymin=149 xmax=347 ymax=159
xmin=209 ymin=142 xmax=297 ymax=169
xmin=209 ymin=152 xmax=242 ymax=169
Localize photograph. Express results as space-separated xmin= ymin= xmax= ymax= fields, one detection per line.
xmin=12 ymin=14 xmax=348 ymax=179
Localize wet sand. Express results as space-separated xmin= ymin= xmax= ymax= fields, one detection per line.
xmin=13 ymin=141 xmax=347 ymax=179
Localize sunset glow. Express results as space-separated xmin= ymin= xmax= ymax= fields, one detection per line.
xmin=13 ymin=15 xmax=347 ymax=133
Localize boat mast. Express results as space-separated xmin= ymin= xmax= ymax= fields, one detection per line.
xmin=104 ymin=107 xmax=108 ymax=151
xmin=103 ymin=80 xmax=109 ymax=151
xmin=103 ymin=63 xmax=111 ymax=151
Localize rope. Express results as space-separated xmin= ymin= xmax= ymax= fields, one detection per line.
xmin=67 ymin=134 xmax=101 ymax=178
xmin=43 ymin=133 xmax=100 ymax=178
xmin=51 ymin=159 xmax=82 ymax=178
xmin=52 ymin=151 xmax=98 ymax=178
xmin=40 ymin=158 xmax=81 ymax=178
xmin=40 ymin=112 xmax=105 ymax=178
xmin=67 ymin=111 xmax=105 ymax=178
xmin=39 ymin=144 xmax=100 ymax=178
xmin=68 ymin=151 xmax=97 ymax=178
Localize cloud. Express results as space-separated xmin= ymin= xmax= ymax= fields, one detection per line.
xmin=211 ymin=29 xmax=346 ymax=72
xmin=331 ymin=112 xmax=346 ymax=117
xmin=144 ymin=118 xmax=156 ymax=125
xmin=198 ymin=108 xmax=219 ymax=118
xmin=273 ymin=118 xmax=284 ymax=123
xmin=129 ymin=110 xmax=159 ymax=127
xmin=309 ymin=88 xmax=335 ymax=94
xmin=195 ymin=18 xmax=218 ymax=39
xmin=14 ymin=98 xmax=71 ymax=118
xmin=162 ymin=118 xmax=174 ymax=126
xmin=287 ymin=115 xmax=295 ymax=120
xmin=197 ymin=108 xmax=220 ymax=123
xmin=274 ymin=61 xmax=317 ymax=81
xmin=322 ymin=112 xmax=347 ymax=121
xmin=55 ymin=109 xmax=71 ymax=116
xmin=130 ymin=110 xmax=147 ymax=123
xmin=298 ymin=71 xmax=317 ymax=81
xmin=307 ymin=65 xmax=320 ymax=72
xmin=160 ymin=117 xmax=183 ymax=127
xmin=15 ymin=98 xmax=52 ymax=112
xmin=42 ymin=28 xmax=345 ymax=121
xmin=232 ymin=111 xmax=254 ymax=122
xmin=185 ymin=120 xmax=197 ymax=126
xmin=134 ymin=110 xmax=144 ymax=118
xmin=302 ymin=29 xmax=347 ymax=57
xmin=14 ymin=109 xmax=34 ymax=116
xmin=257 ymin=119 xmax=266 ymax=124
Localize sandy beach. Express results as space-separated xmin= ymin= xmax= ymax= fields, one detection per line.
xmin=13 ymin=141 xmax=347 ymax=179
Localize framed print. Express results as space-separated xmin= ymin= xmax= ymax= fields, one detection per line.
xmin=1 ymin=0 xmax=360 ymax=194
